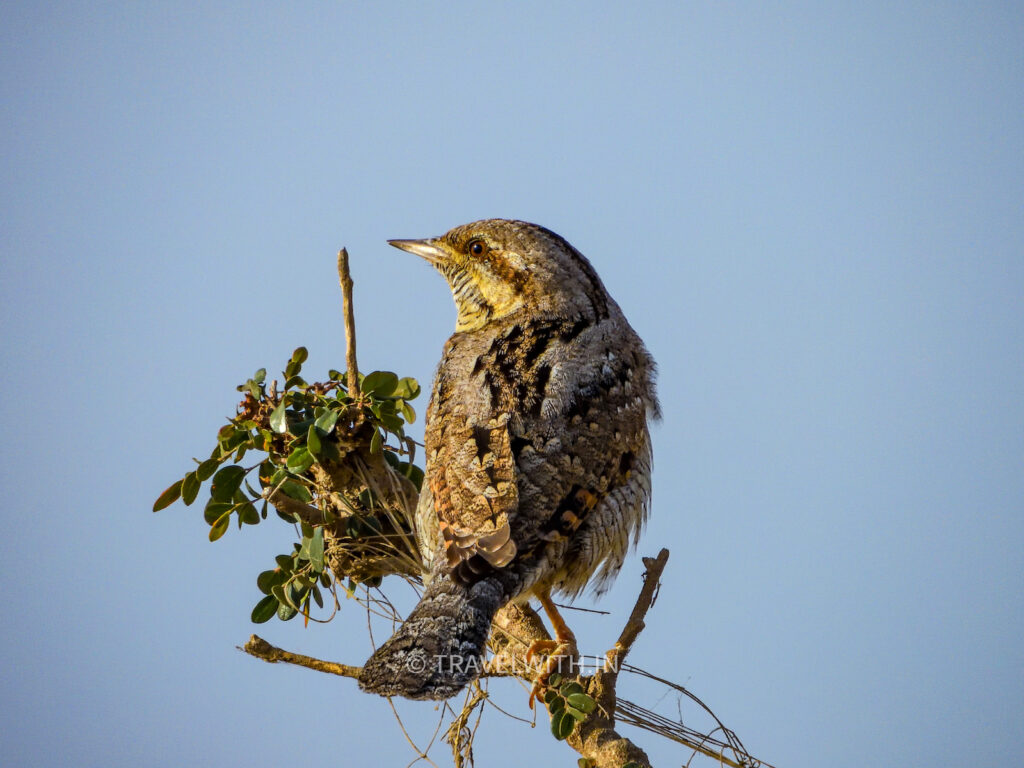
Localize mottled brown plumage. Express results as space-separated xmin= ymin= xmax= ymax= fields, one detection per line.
xmin=358 ymin=219 xmax=658 ymax=700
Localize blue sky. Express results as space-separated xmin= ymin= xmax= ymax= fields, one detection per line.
xmin=2 ymin=3 xmax=1021 ymax=766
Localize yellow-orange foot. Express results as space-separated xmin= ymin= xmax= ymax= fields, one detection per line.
xmin=526 ymin=589 xmax=580 ymax=709
xmin=526 ymin=637 xmax=580 ymax=710
xmin=525 ymin=639 xmax=559 ymax=666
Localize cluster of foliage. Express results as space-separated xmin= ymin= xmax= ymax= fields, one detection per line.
xmin=153 ymin=347 xmax=423 ymax=625
xmin=542 ymin=674 xmax=598 ymax=741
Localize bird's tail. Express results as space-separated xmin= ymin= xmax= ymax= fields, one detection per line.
xmin=358 ymin=573 xmax=504 ymax=700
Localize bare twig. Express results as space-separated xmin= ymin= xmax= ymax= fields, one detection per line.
xmin=387 ymin=697 xmax=442 ymax=768
xmin=241 ymin=635 xmax=361 ymax=678
xmin=608 ymin=548 xmax=670 ymax=671
xmin=261 ymin=486 xmax=327 ymax=525
xmin=337 ymin=248 xmax=360 ymax=399
xmin=616 ymin=673 xmax=772 ymax=768
xmin=561 ymin=551 xmax=670 ymax=768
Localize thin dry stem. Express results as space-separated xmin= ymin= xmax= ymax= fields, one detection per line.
xmin=337 ymin=248 xmax=360 ymax=399
xmin=261 ymin=485 xmax=327 ymax=525
xmin=241 ymin=634 xmax=361 ymax=678
xmin=608 ymin=548 xmax=670 ymax=671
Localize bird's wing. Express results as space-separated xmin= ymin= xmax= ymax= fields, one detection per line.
xmin=428 ymin=407 xmax=519 ymax=577
xmin=426 ymin=319 xmax=654 ymax=585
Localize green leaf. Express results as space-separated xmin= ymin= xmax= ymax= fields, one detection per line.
xmin=309 ymin=528 xmax=325 ymax=572
xmin=306 ymin=425 xmax=321 ymax=456
xmin=211 ymin=465 xmax=246 ymax=502
xmin=314 ymin=408 xmax=339 ymax=434
xmin=287 ymin=581 xmax=308 ymax=607
xmin=558 ymin=708 xmax=576 ymax=739
xmin=286 ymin=447 xmax=314 ymax=474
xmin=269 ymin=400 xmax=288 ymax=433
xmin=379 ymin=412 xmax=404 ymax=432
xmin=208 ymin=512 xmax=231 ymax=542
xmin=253 ymin=367 xmax=267 ymax=384
xmin=250 ymin=595 xmax=278 ymax=624
xmin=393 ymin=377 xmax=421 ymax=400
xmin=399 ymin=400 xmax=416 ymax=424
xmin=271 ymin=583 xmax=289 ymax=606
xmin=218 ymin=427 xmax=248 ymax=453
xmin=274 ymin=555 xmax=293 ymax=571
xmin=237 ymin=501 xmax=260 ymax=525
xmin=257 ymin=569 xmax=282 ymax=594
xmin=291 ymin=346 xmax=308 ymax=364
xmin=311 ymin=585 xmax=324 ymax=609
xmin=560 ymin=681 xmax=584 ymax=697
xmin=152 ymin=480 xmax=182 ymax=512
xmin=279 ymin=480 xmax=312 ymax=502
xmin=369 ymin=429 xmax=382 ymax=455
xmin=564 ymin=706 xmax=587 ymax=722
xmin=268 ymin=466 xmax=288 ymax=486
xmin=276 ymin=602 xmax=298 ymax=621
xmin=551 ymin=709 xmax=575 ymax=741
xmin=181 ymin=472 xmax=201 ymax=506
xmin=195 ymin=458 xmax=219 ymax=482
xmin=362 ymin=371 xmax=398 ymax=397
xmin=204 ymin=500 xmax=232 ymax=524
xmin=566 ymin=692 xmax=596 ymax=714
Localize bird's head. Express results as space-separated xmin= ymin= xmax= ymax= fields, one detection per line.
xmin=389 ymin=219 xmax=610 ymax=333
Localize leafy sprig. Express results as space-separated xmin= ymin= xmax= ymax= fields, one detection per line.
xmin=153 ymin=346 xmax=423 ymax=624
xmin=542 ymin=674 xmax=599 ymax=741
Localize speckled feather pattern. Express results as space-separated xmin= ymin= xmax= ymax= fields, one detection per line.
xmin=358 ymin=220 xmax=658 ymax=700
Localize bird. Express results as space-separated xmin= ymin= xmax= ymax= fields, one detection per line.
xmin=358 ymin=219 xmax=659 ymax=701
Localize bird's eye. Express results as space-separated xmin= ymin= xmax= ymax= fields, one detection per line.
xmin=468 ymin=239 xmax=487 ymax=257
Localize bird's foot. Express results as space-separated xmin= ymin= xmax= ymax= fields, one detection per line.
xmin=524 ymin=639 xmax=559 ymax=666
xmin=526 ymin=637 xmax=579 ymax=710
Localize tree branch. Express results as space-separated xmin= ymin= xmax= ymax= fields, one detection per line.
xmin=563 ymin=548 xmax=669 ymax=768
xmin=240 ymin=552 xmax=671 ymax=768
xmin=241 ymin=634 xmax=361 ymax=679
xmin=337 ymin=248 xmax=360 ymax=400
xmin=261 ymin=485 xmax=327 ymax=526
xmin=608 ymin=548 xmax=669 ymax=671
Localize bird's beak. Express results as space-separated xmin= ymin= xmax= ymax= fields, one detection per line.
xmin=387 ymin=238 xmax=447 ymax=265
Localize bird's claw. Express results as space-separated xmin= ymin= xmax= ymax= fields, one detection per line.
xmin=525 ymin=638 xmax=579 ymax=710
xmin=524 ymin=639 xmax=559 ymax=666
